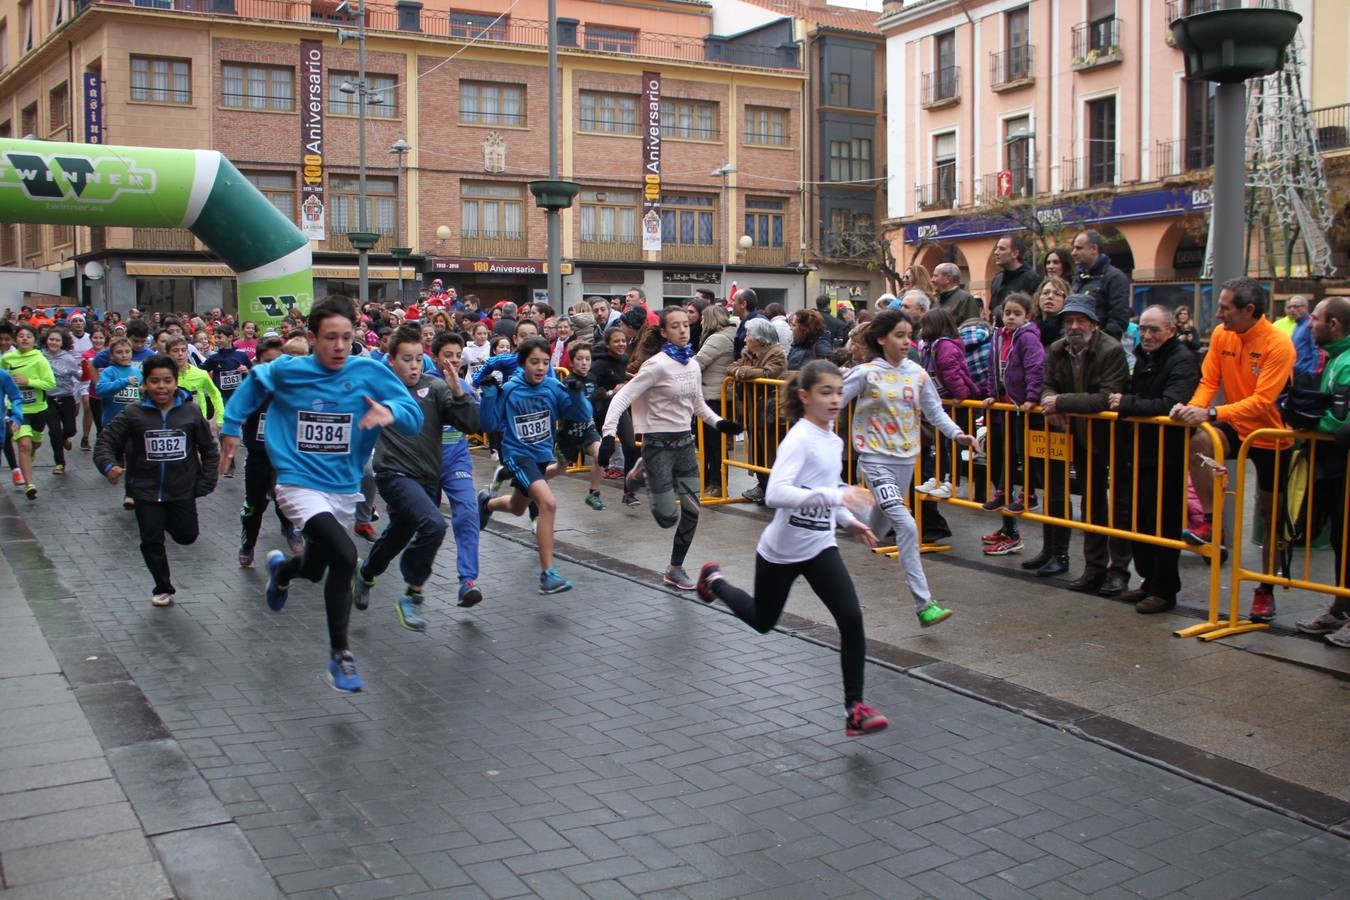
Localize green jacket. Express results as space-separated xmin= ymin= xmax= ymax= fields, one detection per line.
xmin=1317 ymin=332 xmax=1350 ymax=434
xmin=1 ymin=348 xmax=56 ymax=415
xmin=177 ymin=364 xmax=224 ymax=425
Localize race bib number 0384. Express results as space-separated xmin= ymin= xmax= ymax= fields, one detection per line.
xmin=144 ymin=429 xmax=187 ymax=462
xmin=296 ymin=411 xmax=353 ymax=454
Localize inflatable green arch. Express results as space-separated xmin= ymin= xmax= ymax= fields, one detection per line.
xmin=0 ymin=138 xmax=312 ymax=329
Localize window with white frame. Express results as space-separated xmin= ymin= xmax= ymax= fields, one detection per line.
xmin=460 ymin=81 xmax=524 ymax=126
xmin=461 ymin=182 xmax=523 ymax=239
xmin=222 ymin=63 xmax=293 ymax=111
xmin=330 ymin=175 xmax=396 ymax=235
xmin=579 ymin=189 xmax=638 ymax=243
xmin=329 ymin=71 xmax=396 ymax=118
xmin=579 ymin=91 xmax=637 ymax=134
xmin=131 ymin=56 xmax=190 ymax=104
xmin=660 ymin=99 xmax=716 ymax=140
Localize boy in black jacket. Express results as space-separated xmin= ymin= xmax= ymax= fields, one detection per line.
xmin=94 ymin=354 xmax=219 ymax=607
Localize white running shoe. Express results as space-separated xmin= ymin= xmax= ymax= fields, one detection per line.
xmin=915 ymin=477 xmax=939 ymax=495
xmin=926 ymin=480 xmax=954 ymax=500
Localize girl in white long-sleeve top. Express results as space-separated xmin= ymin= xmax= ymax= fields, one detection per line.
xmin=695 ymin=360 xmax=889 ymax=737
xmin=841 ymin=308 xmax=979 ymax=628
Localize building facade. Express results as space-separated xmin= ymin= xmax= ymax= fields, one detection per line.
xmin=880 ymin=0 xmax=1349 ymax=320
xmin=717 ymin=0 xmax=891 ymax=308
xmin=0 ymin=0 xmax=808 ymax=315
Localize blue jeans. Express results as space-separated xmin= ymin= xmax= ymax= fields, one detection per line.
xmin=362 ymin=473 xmax=446 ymax=588
xmin=440 ymin=441 xmax=479 ymax=584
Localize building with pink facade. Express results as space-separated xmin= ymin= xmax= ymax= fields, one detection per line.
xmin=879 ymin=0 xmax=1265 ymax=318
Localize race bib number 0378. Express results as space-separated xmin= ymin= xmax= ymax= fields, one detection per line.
xmin=114 ymin=385 xmax=140 ymax=404
xmin=296 ymin=411 xmax=353 ymax=454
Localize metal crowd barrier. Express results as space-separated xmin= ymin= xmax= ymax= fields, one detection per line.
xmin=700 ymin=381 xmax=1233 ymax=608
xmin=1209 ymin=428 xmax=1350 ymax=640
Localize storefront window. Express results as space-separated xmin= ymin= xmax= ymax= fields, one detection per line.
xmin=135 ymin=277 xmax=194 ymax=316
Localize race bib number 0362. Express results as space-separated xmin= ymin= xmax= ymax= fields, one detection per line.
xmin=296 ymin=411 xmax=353 ymax=454
xmin=144 ymin=429 xmax=187 ymax=462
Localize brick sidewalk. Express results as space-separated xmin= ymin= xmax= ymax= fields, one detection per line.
xmin=1 ymin=462 xmax=1349 ymax=898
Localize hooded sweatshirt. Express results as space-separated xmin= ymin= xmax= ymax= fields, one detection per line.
xmin=221 ymin=354 xmax=423 ymax=494
xmin=177 ymin=364 xmax=225 ymax=425
xmin=93 ymin=388 xmax=218 ymax=503
xmin=97 ymin=362 xmax=145 ymax=425
xmin=43 ymin=349 xmax=82 ymax=399
xmin=1 ymin=348 xmax=56 ymax=416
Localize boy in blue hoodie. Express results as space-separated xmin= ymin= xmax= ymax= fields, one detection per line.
xmin=219 ymin=297 xmax=422 ymax=693
xmin=477 ymin=338 xmax=591 ymax=594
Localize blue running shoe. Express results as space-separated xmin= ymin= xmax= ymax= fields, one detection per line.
xmin=477 ymin=488 xmax=494 ymax=529
xmin=328 ymin=651 xmax=364 ymax=692
xmin=285 ymin=524 xmax=304 ymax=555
xmin=396 ymin=593 xmax=427 ymax=632
xmin=353 ymin=561 xmax=374 ymax=611
xmin=457 ymin=580 xmax=483 ymax=608
xmin=539 ymin=568 xmax=572 ymax=594
xmin=265 ymin=550 xmax=289 ymax=612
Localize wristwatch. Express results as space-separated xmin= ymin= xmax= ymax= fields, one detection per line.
xmin=1208 ymin=406 xmax=1218 ymax=423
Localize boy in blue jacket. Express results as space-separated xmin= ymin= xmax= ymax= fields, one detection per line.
xmin=432 ymin=331 xmax=485 ymax=607
xmin=219 ymin=297 xmax=423 ymax=693
xmin=477 ymin=338 xmax=591 ymax=594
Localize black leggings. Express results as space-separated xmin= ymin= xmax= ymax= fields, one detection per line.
xmin=239 ymin=448 xmax=289 ymax=550
xmin=276 ymin=512 xmax=357 ymax=654
xmin=642 ymin=432 xmax=700 ymax=567
xmin=597 ymin=404 xmax=639 ymax=478
xmin=2 ymin=427 xmax=14 ymax=470
xmin=47 ymin=396 xmax=77 ymax=466
xmin=711 ymin=547 xmax=866 ymax=709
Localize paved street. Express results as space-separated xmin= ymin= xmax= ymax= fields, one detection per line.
xmin=2 ymin=459 xmax=1350 ymax=899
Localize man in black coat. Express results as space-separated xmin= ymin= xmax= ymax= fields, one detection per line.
xmin=989 ymin=235 xmax=1042 ymax=314
xmin=816 ymin=294 xmax=849 ymax=347
xmin=1071 ymin=230 xmax=1131 ymax=340
xmin=1107 ymin=304 xmax=1200 ymax=613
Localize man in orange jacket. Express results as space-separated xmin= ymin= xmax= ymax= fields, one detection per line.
xmin=1170 ymin=277 xmax=1293 ymax=624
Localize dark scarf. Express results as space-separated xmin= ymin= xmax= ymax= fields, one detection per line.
xmin=662 ymin=341 xmax=694 ymax=364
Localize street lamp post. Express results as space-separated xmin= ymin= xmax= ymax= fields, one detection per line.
xmin=389 ymin=137 xmax=411 ymax=303
xmin=337 ymin=0 xmax=378 ymax=305
xmin=711 ymin=164 xmax=736 ymax=300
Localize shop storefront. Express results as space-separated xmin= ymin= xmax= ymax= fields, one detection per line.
xmin=427 ymin=258 xmax=573 ymax=308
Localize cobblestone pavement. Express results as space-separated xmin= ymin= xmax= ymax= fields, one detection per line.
xmin=2 ymin=460 xmax=1350 ymax=899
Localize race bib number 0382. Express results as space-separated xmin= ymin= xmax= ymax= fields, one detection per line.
xmin=296 ymin=411 xmax=353 ymax=454
xmin=514 ymin=409 xmax=551 ymax=445
xmin=144 ymin=429 xmax=187 ymax=462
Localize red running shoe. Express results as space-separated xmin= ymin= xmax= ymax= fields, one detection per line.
xmin=845 ymin=702 xmax=889 ymax=736
xmin=1249 ymin=587 xmax=1276 ymax=624
xmin=1182 ymin=520 xmax=1212 ymax=545
xmin=354 ymin=523 xmax=377 ymax=542
xmin=982 ymin=528 xmax=1012 ymax=544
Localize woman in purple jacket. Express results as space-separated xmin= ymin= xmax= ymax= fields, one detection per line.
xmin=916 ymin=310 xmax=981 ymax=499
xmin=979 ymin=293 xmax=1045 ymax=557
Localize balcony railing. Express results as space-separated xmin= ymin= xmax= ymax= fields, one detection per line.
xmin=327 ymin=231 xmax=395 ymax=254
xmin=980 ymin=169 xmax=1034 ymax=201
xmin=578 ymin=237 xmax=641 ymax=261
xmin=1062 ymin=153 xmax=1122 ymax=192
xmin=920 ymin=66 xmax=960 ymax=108
xmin=1154 ymin=138 xmax=1213 ymax=180
xmin=915 ymin=181 xmax=961 ymax=212
xmin=661 ymin=243 xmax=718 ymax=265
xmin=990 ymin=45 xmax=1033 ymax=89
xmin=1164 ymin=0 xmax=1221 ymax=20
xmin=1313 ymin=103 xmax=1350 ymax=153
xmin=459 ymin=231 xmax=527 ymax=258
xmin=132 ymin=227 xmax=197 ymax=251
xmin=76 ymin=0 xmax=799 ymax=70
xmin=742 ymin=246 xmax=789 ymax=267
xmin=1071 ymin=18 xmax=1123 ymax=69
